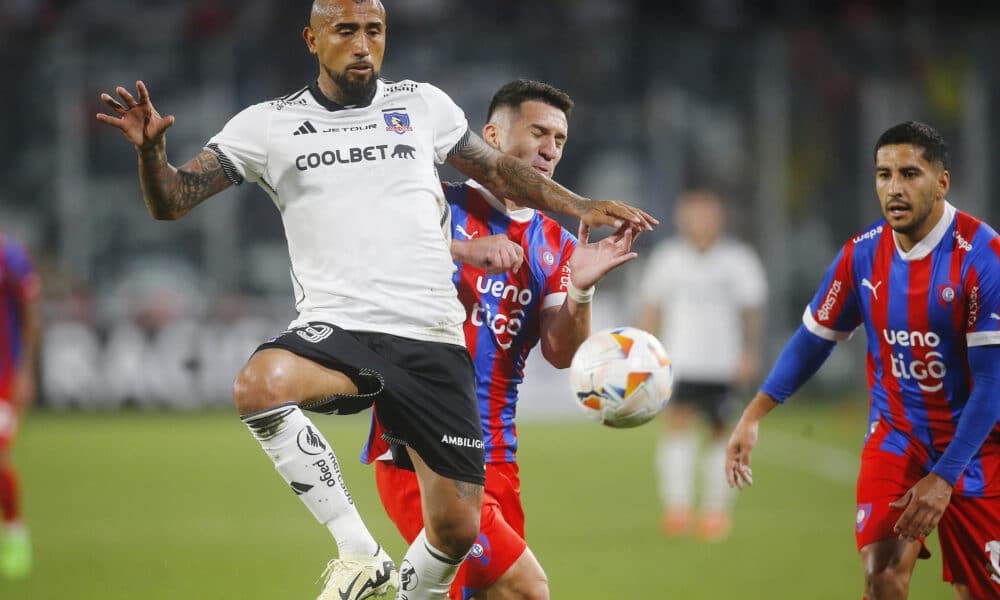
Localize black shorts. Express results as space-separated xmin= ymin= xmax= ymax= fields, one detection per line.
xmin=258 ymin=322 xmax=485 ymax=486
xmin=671 ymin=381 xmax=735 ymax=429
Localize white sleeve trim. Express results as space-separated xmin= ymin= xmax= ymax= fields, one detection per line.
xmin=542 ymin=292 xmax=567 ymax=310
xmin=802 ymin=307 xmax=855 ymax=342
xmin=967 ymin=331 xmax=1000 ymax=347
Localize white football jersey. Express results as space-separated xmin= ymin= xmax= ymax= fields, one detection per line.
xmin=206 ymin=80 xmax=468 ymax=345
xmin=638 ymin=238 xmax=767 ymax=382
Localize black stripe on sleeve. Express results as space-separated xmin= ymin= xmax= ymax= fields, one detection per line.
xmin=446 ymin=128 xmax=472 ymax=160
xmin=205 ymin=143 xmax=245 ymax=186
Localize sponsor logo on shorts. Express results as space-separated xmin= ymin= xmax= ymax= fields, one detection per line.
xmin=297 ymin=425 xmax=327 ymax=455
xmin=440 ymin=434 xmax=485 ymax=449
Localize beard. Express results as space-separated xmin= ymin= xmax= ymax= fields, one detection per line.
xmin=326 ymin=65 xmax=379 ymax=106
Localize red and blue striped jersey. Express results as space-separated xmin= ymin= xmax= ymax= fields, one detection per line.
xmin=803 ymin=203 xmax=1000 ymax=496
xmin=449 ymin=181 xmax=577 ymax=464
xmin=0 ymin=237 xmax=39 ymax=389
xmin=359 ymin=181 xmax=577 ymax=465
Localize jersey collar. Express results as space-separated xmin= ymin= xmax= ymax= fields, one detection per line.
xmin=893 ymin=201 xmax=956 ymax=261
xmin=308 ymin=79 xmax=382 ymax=112
xmin=465 ymin=179 xmax=535 ymax=223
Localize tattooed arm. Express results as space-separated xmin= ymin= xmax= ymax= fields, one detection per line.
xmin=137 ymin=147 xmax=232 ymax=220
xmin=445 ymin=130 xmax=656 ymax=230
xmin=97 ymin=81 xmax=231 ymax=220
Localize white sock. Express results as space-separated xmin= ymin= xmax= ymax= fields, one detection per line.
xmin=656 ymin=430 xmax=697 ymax=510
xmin=701 ymin=439 xmax=733 ymax=513
xmin=243 ymin=403 xmax=378 ymax=557
xmin=397 ymin=529 xmax=465 ymax=600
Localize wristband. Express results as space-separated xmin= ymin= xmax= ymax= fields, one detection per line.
xmin=567 ymin=278 xmax=594 ymax=304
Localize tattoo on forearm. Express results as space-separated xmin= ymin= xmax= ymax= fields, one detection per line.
xmin=447 ymin=130 xmax=586 ymax=216
xmin=138 ymin=149 xmax=230 ymax=218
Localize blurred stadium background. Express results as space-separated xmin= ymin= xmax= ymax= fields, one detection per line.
xmin=1 ymin=0 xmax=998 ymax=597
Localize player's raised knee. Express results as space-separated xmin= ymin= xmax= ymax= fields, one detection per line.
xmin=232 ymin=353 xmax=296 ymax=415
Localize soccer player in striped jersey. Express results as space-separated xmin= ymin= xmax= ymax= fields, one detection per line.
xmin=726 ymin=121 xmax=1000 ymax=600
xmin=364 ymin=80 xmax=639 ymax=599
xmin=0 ymin=235 xmax=40 ymax=579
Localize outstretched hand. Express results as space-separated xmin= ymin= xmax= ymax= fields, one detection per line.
xmin=567 ymin=222 xmax=638 ymax=290
xmin=889 ymin=473 xmax=952 ymax=541
xmin=96 ymin=80 xmax=175 ymax=150
xmin=579 ymin=200 xmax=658 ymax=232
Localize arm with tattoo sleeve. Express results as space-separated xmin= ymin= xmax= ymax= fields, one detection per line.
xmin=445 ymin=130 xmax=656 ymax=230
xmin=138 ymin=147 xmax=232 ymax=220
xmin=446 ymin=130 xmax=589 ymax=216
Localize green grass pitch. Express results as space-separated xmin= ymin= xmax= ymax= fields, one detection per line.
xmin=1 ymin=401 xmax=949 ymax=598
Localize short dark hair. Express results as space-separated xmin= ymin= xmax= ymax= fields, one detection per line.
xmin=486 ymin=80 xmax=574 ymax=123
xmin=874 ymin=121 xmax=949 ymax=170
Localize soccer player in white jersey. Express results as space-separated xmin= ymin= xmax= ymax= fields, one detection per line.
xmin=95 ymin=1 xmax=656 ymax=599
xmin=635 ymin=190 xmax=767 ymax=542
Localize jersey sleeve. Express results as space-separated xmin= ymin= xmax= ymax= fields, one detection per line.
xmin=419 ymin=83 xmax=469 ymax=164
xmin=731 ymin=243 xmax=767 ymax=308
xmin=204 ymin=103 xmax=270 ymax=185
xmin=4 ymin=240 xmax=40 ymax=304
xmin=542 ymin=229 xmax=577 ymax=310
xmin=965 ymin=236 xmax=1000 ymax=347
xmin=802 ymin=244 xmax=861 ymax=341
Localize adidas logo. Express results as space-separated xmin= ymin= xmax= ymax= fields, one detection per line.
xmin=293 ymin=121 xmax=318 ymax=136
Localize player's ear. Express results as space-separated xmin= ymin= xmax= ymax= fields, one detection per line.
xmin=482 ymin=122 xmax=501 ymax=150
xmin=303 ymin=27 xmax=318 ymax=54
xmin=938 ymin=167 xmax=950 ymax=199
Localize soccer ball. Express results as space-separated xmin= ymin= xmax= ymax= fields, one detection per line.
xmin=569 ymin=327 xmax=673 ymax=428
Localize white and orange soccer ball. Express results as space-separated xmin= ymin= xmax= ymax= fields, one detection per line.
xmin=569 ymin=327 xmax=673 ymax=428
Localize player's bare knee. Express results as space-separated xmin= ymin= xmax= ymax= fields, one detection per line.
xmin=426 ymin=486 xmax=482 ymax=557
xmin=232 ymin=361 xmax=291 ymax=415
xmin=429 ymin=512 xmax=479 ymax=558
